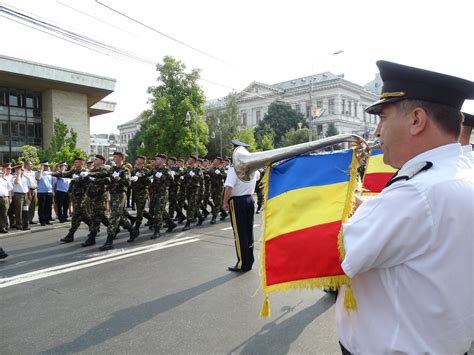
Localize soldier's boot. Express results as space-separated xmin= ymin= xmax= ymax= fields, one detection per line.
xmin=220 ymin=211 xmax=228 ymax=221
xmin=197 ymin=215 xmax=205 ymax=226
xmin=60 ymin=231 xmax=74 ymax=243
xmin=127 ymin=225 xmax=139 ymax=241
xmin=133 ymin=222 xmax=141 ymax=232
xmin=81 ymin=232 xmax=97 ymax=247
xmin=202 ymin=209 xmax=209 ymax=219
xmin=128 ymin=215 xmax=137 ymax=225
xmin=0 ymin=248 xmax=8 ymax=259
xmin=176 ymin=212 xmax=186 ymax=224
xmin=256 ymin=204 xmax=262 ymax=214
xmin=210 ymin=216 xmax=217 ymax=225
xmin=99 ymin=234 xmax=115 ymax=251
xmin=150 ymin=227 xmax=161 ymax=239
xmin=166 ymin=221 xmax=177 ymax=233
xmin=182 ymin=220 xmax=191 ymax=231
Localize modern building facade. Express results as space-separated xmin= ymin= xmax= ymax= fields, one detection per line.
xmin=90 ymin=133 xmax=122 ymax=162
xmin=0 ymin=55 xmax=116 ymax=163
xmin=206 ymin=71 xmax=382 ymax=140
xmin=117 ymin=112 xmax=144 ymax=155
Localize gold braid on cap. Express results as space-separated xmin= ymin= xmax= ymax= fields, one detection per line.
xmin=380 ymin=91 xmax=406 ymax=99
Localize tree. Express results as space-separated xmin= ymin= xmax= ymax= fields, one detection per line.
xmin=138 ymin=56 xmax=208 ymax=158
xmin=325 ymin=122 xmax=342 ymax=150
xmin=259 ymin=132 xmax=274 ymax=151
xmin=18 ymin=145 xmax=40 ymax=165
xmin=127 ymin=125 xmax=146 ymax=162
xmin=255 ymin=101 xmax=305 ymax=148
xmin=205 ymin=94 xmax=240 ymax=158
xmin=234 ymin=127 xmax=257 ymax=152
xmin=281 ymin=128 xmax=310 ymax=147
xmin=41 ymin=118 xmax=87 ymax=164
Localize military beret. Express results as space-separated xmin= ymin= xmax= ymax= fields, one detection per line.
xmin=462 ymin=112 xmax=474 ymax=127
xmin=39 ymin=160 xmax=49 ymax=166
xmin=2 ymin=163 xmax=11 ymax=169
xmin=155 ymin=154 xmax=167 ymax=160
xmin=366 ymin=60 xmax=474 ymax=115
xmin=95 ymin=154 xmax=106 ymax=162
xmin=57 ymin=162 xmax=67 ymax=166
xmin=188 ymin=155 xmax=197 ymax=161
xmin=214 ymin=156 xmax=222 ymax=161
xmin=136 ymin=155 xmax=146 ymax=160
xmin=177 ymin=159 xmax=184 ymax=163
xmin=86 ymin=160 xmax=93 ymax=164
xmin=197 ymin=158 xmax=203 ymax=163
xmin=168 ymin=156 xmax=177 ymax=161
xmin=113 ymin=151 xmax=124 ymax=157
xmin=74 ymin=157 xmax=85 ymax=161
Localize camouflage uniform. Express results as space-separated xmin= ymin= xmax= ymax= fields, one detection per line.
xmin=255 ymin=168 xmax=265 ymax=213
xmin=54 ymin=168 xmax=90 ymax=243
xmin=130 ymin=166 xmax=151 ymax=228
xmin=175 ymin=168 xmax=187 ymax=221
xmin=86 ymin=167 xmax=110 ymax=236
xmin=100 ymin=165 xmax=138 ymax=249
xmin=168 ymin=166 xmax=180 ymax=219
xmin=209 ymin=166 xmax=226 ymax=223
xmin=148 ymin=166 xmax=176 ymax=237
xmin=182 ymin=166 xmax=203 ymax=230
xmin=200 ymin=168 xmax=213 ymax=218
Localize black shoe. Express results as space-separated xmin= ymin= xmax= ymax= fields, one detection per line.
xmin=227 ymin=266 xmax=241 ymax=272
xmin=99 ymin=243 xmax=113 ymax=251
xmin=182 ymin=221 xmax=191 ymax=231
xmin=22 ymin=226 xmax=31 ymax=231
xmin=196 ymin=216 xmax=204 ymax=226
xmin=127 ymin=228 xmax=140 ymax=243
xmin=29 ymin=221 xmax=38 ymax=225
xmin=220 ymin=213 xmax=228 ymax=221
xmin=177 ymin=216 xmax=186 ymax=224
xmin=150 ymin=228 xmax=160 ymax=239
xmin=0 ymin=248 xmax=8 ymax=259
xmin=60 ymin=232 xmax=74 ymax=243
xmin=0 ymin=228 xmax=8 ymax=233
xmin=45 ymin=221 xmax=53 ymax=225
xmin=40 ymin=223 xmax=46 ymax=226
xmin=202 ymin=210 xmax=209 ymax=219
xmin=210 ymin=217 xmax=216 ymax=225
xmin=166 ymin=222 xmax=177 ymax=233
xmin=81 ymin=236 xmax=96 ymax=247
xmin=144 ymin=221 xmax=151 ymax=227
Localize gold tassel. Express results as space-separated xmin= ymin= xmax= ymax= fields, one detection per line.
xmin=260 ymin=296 xmax=271 ymax=318
xmin=344 ymin=284 xmax=357 ymax=310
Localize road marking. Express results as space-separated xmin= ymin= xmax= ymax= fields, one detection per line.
xmin=220 ymin=224 xmax=259 ymax=231
xmin=0 ymin=237 xmax=200 ymax=289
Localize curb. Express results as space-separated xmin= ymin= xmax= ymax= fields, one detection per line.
xmin=0 ymin=222 xmax=69 ymax=240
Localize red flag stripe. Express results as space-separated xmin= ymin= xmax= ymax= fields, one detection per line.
xmin=265 ymin=221 xmax=344 ymax=286
xmin=363 ymin=172 xmax=394 ymax=193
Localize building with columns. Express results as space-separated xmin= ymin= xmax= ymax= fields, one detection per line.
xmin=206 ymin=71 xmax=382 ymax=140
xmin=0 ymin=55 xmax=116 ymax=163
xmin=117 ymin=112 xmax=144 ymax=156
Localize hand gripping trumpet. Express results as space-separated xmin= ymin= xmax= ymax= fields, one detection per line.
xmin=233 ymin=134 xmax=377 ymax=182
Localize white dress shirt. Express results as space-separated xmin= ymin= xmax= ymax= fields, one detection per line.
xmin=224 ymin=166 xmax=260 ymax=197
xmin=337 ymin=143 xmax=474 ymax=354
xmin=0 ymin=176 xmax=13 ymax=197
xmin=13 ymin=174 xmax=35 ymax=193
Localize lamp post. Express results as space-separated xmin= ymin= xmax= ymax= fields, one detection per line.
xmin=308 ymin=50 xmax=343 ymax=141
xmin=186 ymin=111 xmax=199 ymax=158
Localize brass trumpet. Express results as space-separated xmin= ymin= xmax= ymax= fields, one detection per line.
xmin=233 ymin=134 xmax=376 ymax=182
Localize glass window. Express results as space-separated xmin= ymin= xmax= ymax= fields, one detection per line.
xmin=242 ymin=112 xmax=247 ymax=126
xmin=306 ymin=105 xmax=311 ymax=118
xmin=348 ymin=101 xmax=352 ymax=116
xmin=341 ymin=99 xmax=345 ymax=115
xmin=0 ymin=88 xmax=7 ymax=106
xmin=354 ymin=102 xmax=358 ymax=117
xmin=328 ymin=99 xmax=335 ymax=114
xmin=256 ymin=110 xmax=261 ymax=123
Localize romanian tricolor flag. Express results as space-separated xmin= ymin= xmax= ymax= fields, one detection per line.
xmin=361 ymin=149 xmax=396 ymax=195
xmin=260 ymin=149 xmax=359 ymax=317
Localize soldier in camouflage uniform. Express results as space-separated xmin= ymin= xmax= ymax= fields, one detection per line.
xmin=99 ymin=151 xmax=138 ymax=251
xmin=182 ymin=155 xmax=204 ymax=231
xmin=55 ymin=157 xmax=91 ymax=244
xmin=255 ymin=167 xmax=265 ymax=214
xmin=200 ymin=159 xmax=213 ymax=221
xmin=209 ymin=157 xmax=226 ymax=224
xmin=219 ymin=158 xmax=230 ymax=220
xmin=167 ymin=157 xmax=180 ymax=220
xmin=146 ymin=154 xmax=177 ymax=239
xmin=129 ymin=155 xmax=152 ymax=232
xmin=175 ymin=159 xmax=187 ymax=223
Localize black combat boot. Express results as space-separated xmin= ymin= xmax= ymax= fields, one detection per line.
xmin=127 ymin=225 xmax=139 ymax=240
xmin=197 ymin=215 xmax=205 ymax=226
xmin=220 ymin=211 xmax=228 ymax=221
xmin=182 ymin=220 xmax=191 ymax=231
xmin=202 ymin=209 xmax=209 ymax=219
xmin=256 ymin=205 xmax=262 ymax=214
xmin=99 ymin=234 xmax=115 ymax=251
xmin=81 ymin=232 xmax=97 ymax=247
xmin=166 ymin=221 xmax=177 ymax=233
xmin=0 ymin=248 xmax=8 ymax=259
xmin=151 ymin=227 xmax=161 ymax=239
xmin=210 ymin=216 xmax=217 ymax=225
xmin=60 ymin=232 xmax=74 ymax=243
xmin=176 ymin=212 xmax=186 ymax=224
xmin=133 ymin=222 xmax=141 ymax=232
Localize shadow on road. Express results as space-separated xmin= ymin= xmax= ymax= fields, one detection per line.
xmin=229 ymin=293 xmax=335 ymax=355
xmin=41 ymin=273 xmax=238 ymax=354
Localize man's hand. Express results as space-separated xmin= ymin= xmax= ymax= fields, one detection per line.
xmin=112 ymin=171 xmax=120 ymax=180
xmin=353 ymin=196 xmax=363 ymax=214
xmin=223 ymin=201 xmax=229 ymax=213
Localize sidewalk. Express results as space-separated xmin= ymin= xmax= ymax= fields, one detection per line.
xmin=0 ymin=220 xmax=69 ymax=240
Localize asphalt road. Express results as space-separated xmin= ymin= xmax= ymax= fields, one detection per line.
xmin=0 ymin=212 xmax=341 ymax=354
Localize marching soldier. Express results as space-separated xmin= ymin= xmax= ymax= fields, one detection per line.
xmin=129 ymin=155 xmax=152 ymax=232
xmin=182 ymin=155 xmax=204 ymax=231
xmin=255 ymin=167 xmax=265 ymax=214
xmin=209 ymin=157 xmax=225 ymax=224
xmin=55 ymin=157 xmax=91 ymax=244
xmin=175 ymin=159 xmax=187 ymax=223
xmin=200 ymin=159 xmax=213 ymax=221
xmin=99 ymin=151 xmax=138 ymax=251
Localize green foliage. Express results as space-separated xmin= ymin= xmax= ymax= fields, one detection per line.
xmin=127 ymin=124 xmax=146 ymax=162
xmin=234 ymin=127 xmax=257 ymax=152
xmin=138 ymin=56 xmax=208 ymax=158
xmin=326 ymin=122 xmax=340 ymax=137
xmin=205 ymin=94 xmax=240 ymax=158
xmin=18 ymin=145 xmax=40 ymax=165
xmin=255 ymin=102 xmax=305 ymax=148
xmin=259 ymin=132 xmax=274 ymax=151
xmin=41 ymin=118 xmax=87 ymax=165
xmin=281 ymin=128 xmax=310 ymax=147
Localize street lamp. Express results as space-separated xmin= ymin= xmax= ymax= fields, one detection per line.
xmin=309 ymin=50 xmax=344 ymax=141
xmin=186 ymin=111 xmax=199 ymax=158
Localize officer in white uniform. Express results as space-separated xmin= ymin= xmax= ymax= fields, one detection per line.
xmin=223 ymin=140 xmax=260 ymax=273
xmin=336 ymin=61 xmax=474 ymax=354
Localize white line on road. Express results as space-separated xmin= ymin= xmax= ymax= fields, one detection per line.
xmin=220 ymin=224 xmax=259 ymax=231
xmin=0 ymin=237 xmax=200 ymax=289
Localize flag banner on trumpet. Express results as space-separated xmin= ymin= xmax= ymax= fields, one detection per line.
xmin=361 ymin=149 xmax=397 ymax=195
xmin=260 ymin=149 xmax=359 ymax=318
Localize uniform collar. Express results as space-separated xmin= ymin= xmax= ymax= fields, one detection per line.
xmin=401 ymin=143 xmax=462 ymax=169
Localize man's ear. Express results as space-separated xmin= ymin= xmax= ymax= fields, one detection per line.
xmin=409 ymin=107 xmax=428 ymax=136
